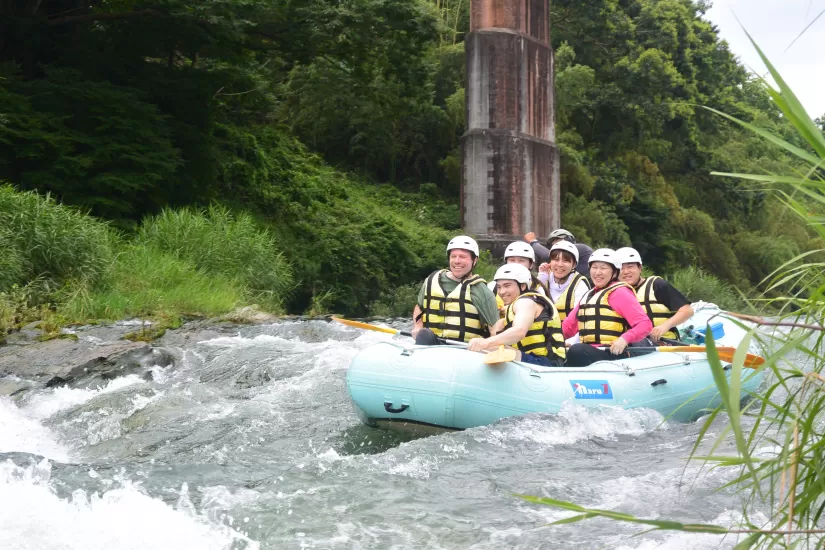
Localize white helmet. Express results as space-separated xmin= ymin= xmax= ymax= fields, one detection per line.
xmin=493 ymin=263 xmax=532 ymax=285
xmin=504 ymin=241 xmax=536 ymax=263
xmin=447 ymin=235 xmax=480 ymax=258
xmin=588 ymin=248 xmax=622 ymax=270
xmin=615 ymin=246 xmax=642 ymax=266
xmin=547 ymin=228 xmax=576 ymax=244
xmin=549 ymin=240 xmax=579 ymax=264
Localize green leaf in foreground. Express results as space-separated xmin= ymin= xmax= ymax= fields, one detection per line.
xmin=517 ymin=495 xmax=730 ymax=534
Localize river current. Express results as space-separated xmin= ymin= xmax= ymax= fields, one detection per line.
xmin=0 ymin=320 xmax=769 ymax=549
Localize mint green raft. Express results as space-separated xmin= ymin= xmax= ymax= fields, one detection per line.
xmin=345 ymin=304 xmax=764 ymax=430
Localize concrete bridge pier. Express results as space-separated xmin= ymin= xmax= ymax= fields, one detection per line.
xmin=461 ymin=0 xmax=560 ymax=257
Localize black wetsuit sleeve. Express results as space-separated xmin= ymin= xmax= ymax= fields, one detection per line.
xmin=574 ymin=244 xmax=592 ymax=277
xmin=652 ymin=278 xmax=690 ymax=312
xmin=530 ymin=241 xmax=551 ymax=264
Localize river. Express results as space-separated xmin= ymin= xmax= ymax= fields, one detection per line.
xmin=0 ymin=319 xmax=768 ymax=549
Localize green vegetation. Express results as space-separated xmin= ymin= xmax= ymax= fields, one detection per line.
xmin=523 ymin=35 xmax=825 ymax=549
xmin=137 ymin=206 xmax=294 ymax=310
xmin=0 ymin=186 xmax=114 ymax=289
xmin=668 ymin=266 xmax=747 ymax=312
xmin=1 ymin=0 xmax=824 ymax=327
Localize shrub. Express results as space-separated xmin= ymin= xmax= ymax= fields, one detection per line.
xmin=0 ymin=185 xmax=114 ymax=289
xmin=368 ymin=283 xmax=420 ymax=318
xmin=561 ymin=194 xmax=631 ymax=248
xmin=0 ymin=227 xmax=24 ymax=292
xmin=667 ymin=266 xmax=747 ymax=312
xmin=137 ymin=205 xmax=294 ymax=311
xmin=57 ymin=244 xmax=243 ymax=321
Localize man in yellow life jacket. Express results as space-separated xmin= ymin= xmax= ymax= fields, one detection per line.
xmin=615 ymin=247 xmax=694 ymax=342
xmin=467 ymin=264 xmax=565 ymax=366
xmin=412 ymin=236 xmax=499 ymax=345
xmin=490 ymin=241 xmax=548 ymax=317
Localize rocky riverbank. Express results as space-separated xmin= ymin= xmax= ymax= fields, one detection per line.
xmin=0 ymin=308 xmax=340 ymax=399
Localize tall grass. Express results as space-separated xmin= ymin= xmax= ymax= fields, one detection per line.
xmin=521 ymin=32 xmax=825 ymax=548
xmin=0 ymin=184 xmax=114 ymax=290
xmin=57 ymin=244 xmax=243 ymax=321
xmin=668 ymin=265 xmax=748 ymax=312
xmin=137 ymin=205 xmax=294 ymax=310
xmin=0 ymin=226 xmax=24 ymax=291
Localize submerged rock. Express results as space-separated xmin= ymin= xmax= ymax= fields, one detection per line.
xmin=0 ymin=339 xmax=173 ymax=390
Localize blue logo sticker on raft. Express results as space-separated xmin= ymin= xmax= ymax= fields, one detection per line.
xmin=570 ymin=380 xmax=613 ymax=399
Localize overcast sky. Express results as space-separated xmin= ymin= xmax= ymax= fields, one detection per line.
xmin=704 ymin=0 xmax=825 ymax=119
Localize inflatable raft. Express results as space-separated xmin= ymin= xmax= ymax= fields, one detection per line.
xmin=345 ymin=304 xmax=764 ymax=430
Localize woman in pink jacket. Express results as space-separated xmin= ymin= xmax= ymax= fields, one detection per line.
xmin=562 ymin=249 xmax=653 ymax=367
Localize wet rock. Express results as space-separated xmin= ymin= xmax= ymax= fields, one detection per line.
xmin=65 ymin=345 xmax=178 ymax=389
xmin=0 ymin=377 xmax=33 ymax=397
xmin=0 ymin=338 xmax=160 ymax=389
xmin=217 ymin=305 xmax=280 ymax=324
xmin=152 ymin=323 xmax=236 ymax=348
xmin=2 ymin=322 xmax=45 ymax=346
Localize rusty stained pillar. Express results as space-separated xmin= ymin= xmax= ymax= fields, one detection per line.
xmin=461 ymin=0 xmax=560 ymax=255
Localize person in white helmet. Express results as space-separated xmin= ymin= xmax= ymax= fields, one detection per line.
xmin=524 ymin=228 xmax=593 ymax=277
xmin=489 ymin=241 xmax=548 ymax=316
xmin=412 ymin=235 xmax=499 ymax=345
xmin=537 ymin=240 xmax=592 ymax=345
xmin=560 ymin=249 xmax=653 ymax=366
xmin=467 ymin=264 xmax=565 ymax=366
xmin=615 ymin=247 xmax=694 ymax=342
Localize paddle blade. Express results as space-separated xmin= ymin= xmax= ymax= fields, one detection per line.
xmin=656 ymin=345 xmax=765 ymax=368
xmin=332 ymin=318 xmax=399 ymax=335
xmin=484 ymin=345 xmax=517 ymax=364
xmin=715 ymin=348 xmax=766 ymax=368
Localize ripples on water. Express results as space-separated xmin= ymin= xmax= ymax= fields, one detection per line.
xmin=0 ymin=321 xmax=766 ymax=549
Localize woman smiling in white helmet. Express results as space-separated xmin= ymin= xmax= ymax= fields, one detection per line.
xmin=560 ymin=248 xmax=653 ymax=366
xmin=538 ymin=240 xmax=591 ymax=345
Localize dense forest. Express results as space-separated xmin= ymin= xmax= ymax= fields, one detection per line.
xmin=1 ymin=0 xmax=823 ymax=321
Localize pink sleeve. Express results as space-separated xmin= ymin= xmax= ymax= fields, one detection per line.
xmin=607 ymin=287 xmax=653 ymax=344
xmin=562 ymin=303 xmax=581 ymax=339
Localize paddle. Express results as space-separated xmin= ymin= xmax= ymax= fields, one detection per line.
xmin=332 ymin=318 xmax=520 ymax=363
xmin=332 ymin=318 xmax=466 ymax=346
xmin=483 ymin=345 xmax=517 ymax=364
xmin=597 ymin=345 xmax=765 ymax=368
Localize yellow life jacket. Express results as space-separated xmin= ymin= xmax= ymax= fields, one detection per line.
xmin=504 ymin=292 xmax=566 ymax=360
xmin=554 ymin=272 xmax=592 ymax=322
xmin=495 ymin=278 xmax=545 ymax=318
xmin=635 ymin=276 xmax=678 ymax=340
xmin=421 ymin=270 xmax=490 ymax=342
xmin=578 ymin=282 xmax=634 ymax=344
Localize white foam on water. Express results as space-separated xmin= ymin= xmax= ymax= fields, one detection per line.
xmin=23 ymin=375 xmax=146 ymax=420
xmin=0 ymin=460 xmax=259 ymax=550
xmin=0 ymin=397 xmax=70 ymax=461
xmin=198 ymin=333 xmax=287 ymax=347
xmin=472 ymin=402 xmax=666 ymax=448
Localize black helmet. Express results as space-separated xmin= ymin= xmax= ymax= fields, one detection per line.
xmin=546 ymin=228 xmax=576 ymax=245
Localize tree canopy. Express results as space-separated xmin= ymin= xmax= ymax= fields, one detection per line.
xmin=1 ymin=0 xmax=822 ymax=313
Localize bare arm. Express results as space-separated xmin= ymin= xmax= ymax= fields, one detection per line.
xmin=411 ymin=304 xmax=424 ymax=338
xmin=467 ymin=300 xmax=535 ymax=351
xmin=650 ymin=304 xmax=694 ymax=342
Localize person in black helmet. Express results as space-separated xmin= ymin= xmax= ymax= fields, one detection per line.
xmin=524 ymin=228 xmax=593 ymax=277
